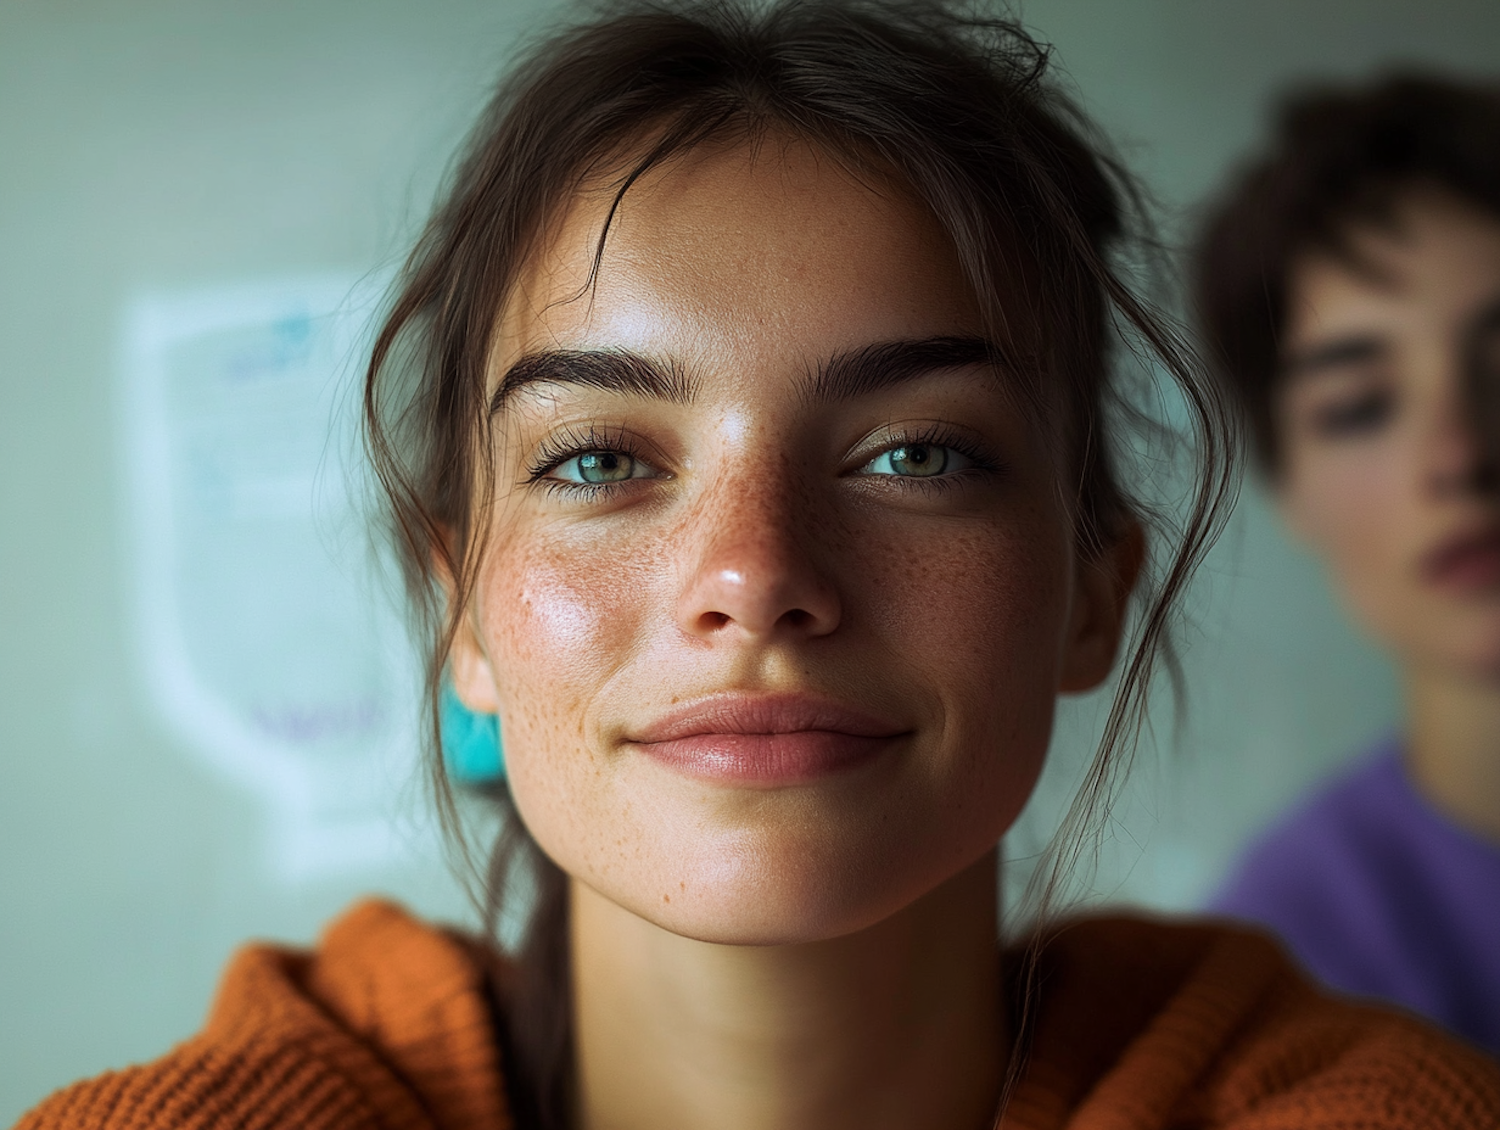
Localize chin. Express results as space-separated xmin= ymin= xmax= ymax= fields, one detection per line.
xmin=584 ymin=823 xmax=984 ymax=947
xmin=630 ymin=900 xmax=870 ymax=948
xmin=1407 ymin=627 xmax=1500 ymax=686
xmin=1440 ymin=604 xmax=1500 ymax=677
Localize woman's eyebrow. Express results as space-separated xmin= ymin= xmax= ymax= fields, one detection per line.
xmin=492 ymin=349 xmax=693 ymax=413
xmin=491 ymin=336 xmax=1002 ymax=413
xmin=804 ymin=336 xmax=1005 ymax=403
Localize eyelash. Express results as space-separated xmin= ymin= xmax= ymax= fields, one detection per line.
xmin=523 ymin=425 xmax=655 ymax=497
xmin=522 ymin=423 xmax=999 ymax=499
xmin=853 ymin=424 xmax=998 ymax=489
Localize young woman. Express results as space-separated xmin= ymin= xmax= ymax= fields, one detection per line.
xmin=1195 ymin=75 xmax=1500 ymax=1056
xmin=20 ymin=6 xmax=1500 ymax=1129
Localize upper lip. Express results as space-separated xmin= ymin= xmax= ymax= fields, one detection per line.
xmin=1421 ymin=523 xmax=1500 ymax=581
xmin=629 ymin=692 xmax=908 ymax=744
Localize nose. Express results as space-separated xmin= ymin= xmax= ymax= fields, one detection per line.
xmin=1463 ymin=340 xmax=1500 ymax=492
xmin=674 ymin=477 xmax=842 ymax=642
xmin=1428 ymin=380 xmax=1499 ymax=498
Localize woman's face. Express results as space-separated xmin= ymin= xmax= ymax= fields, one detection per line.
xmin=1277 ymin=188 xmax=1500 ymax=681
xmin=453 ymin=137 xmax=1130 ymax=945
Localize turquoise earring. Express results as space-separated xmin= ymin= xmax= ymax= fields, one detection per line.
xmin=439 ymin=681 xmax=505 ymax=784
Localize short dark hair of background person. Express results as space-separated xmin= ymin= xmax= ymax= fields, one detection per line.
xmin=1191 ymin=73 xmax=1500 ymax=471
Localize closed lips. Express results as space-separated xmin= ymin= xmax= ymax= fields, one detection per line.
xmin=627 ymin=695 xmax=910 ymax=785
xmin=630 ymin=694 xmax=907 ymax=744
xmin=1422 ymin=525 xmax=1500 ymax=588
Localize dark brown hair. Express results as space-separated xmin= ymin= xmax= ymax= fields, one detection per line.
xmin=363 ymin=2 xmax=1236 ymax=1125
xmin=1193 ymin=72 xmax=1500 ymax=471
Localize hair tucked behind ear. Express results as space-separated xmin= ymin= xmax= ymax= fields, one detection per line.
xmin=363 ymin=2 xmax=1238 ymax=1125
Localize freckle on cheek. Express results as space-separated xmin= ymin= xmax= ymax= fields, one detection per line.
xmin=492 ymin=549 xmax=616 ymax=661
xmin=520 ymin=579 xmax=597 ymax=651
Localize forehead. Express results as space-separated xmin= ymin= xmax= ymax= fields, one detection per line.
xmin=493 ymin=135 xmax=986 ymax=381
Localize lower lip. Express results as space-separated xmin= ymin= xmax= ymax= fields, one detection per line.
xmin=1427 ymin=543 xmax=1500 ymax=593
xmin=634 ymin=731 xmax=899 ymax=785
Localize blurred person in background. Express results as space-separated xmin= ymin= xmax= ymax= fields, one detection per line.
xmin=1195 ymin=73 xmax=1500 ymax=1055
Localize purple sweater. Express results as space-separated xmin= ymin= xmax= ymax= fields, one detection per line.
xmin=1212 ymin=742 xmax=1500 ymax=1055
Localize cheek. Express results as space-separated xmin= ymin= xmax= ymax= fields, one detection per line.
xmin=1285 ymin=446 xmax=1407 ymax=605
xmin=474 ymin=527 xmax=653 ymax=803
xmin=858 ymin=512 xmax=1069 ymax=679
xmin=484 ymin=546 xmax=629 ymax=694
xmin=948 ymin=531 xmax=1070 ymax=777
xmin=849 ymin=508 xmax=1070 ymax=806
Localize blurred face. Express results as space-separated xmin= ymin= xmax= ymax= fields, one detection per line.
xmin=452 ymin=137 xmax=1129 ymax=945
xmin=1277 ymin=188 xmax=1500 ymax=680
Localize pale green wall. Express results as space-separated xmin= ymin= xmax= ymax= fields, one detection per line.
xmin=1 ymin=0 xmax=1496 ymax=1119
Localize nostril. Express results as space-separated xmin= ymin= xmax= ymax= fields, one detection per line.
xmin=781 ymin=608 xmax=812 ymax=628
xmin=699 ymin=611 xmax=731 ymax=631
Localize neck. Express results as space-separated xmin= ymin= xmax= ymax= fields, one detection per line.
xmin=1405 ymin=665 xmax=1500 ymax=842
xmin=571 ymin=852 xmax=1006 ymax=1130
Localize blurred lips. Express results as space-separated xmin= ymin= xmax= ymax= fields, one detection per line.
xmin=628 ymin=693 xmax=909 ymax=785
xmin=1422 ymin=525 xmax=1500 ymax=593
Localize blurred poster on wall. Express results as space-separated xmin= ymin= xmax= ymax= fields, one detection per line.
xmin=120 ymin=275 xmax=424 ymax=880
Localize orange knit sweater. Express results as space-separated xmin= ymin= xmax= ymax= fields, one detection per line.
xmin=16 ymin=900 xmax=1500 ymax=1129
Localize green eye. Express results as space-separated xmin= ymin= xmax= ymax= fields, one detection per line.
xmin=863 ymin=442 xmax=958 ymax=478
xmin=560 ymin=450 xmax=637 ymax=483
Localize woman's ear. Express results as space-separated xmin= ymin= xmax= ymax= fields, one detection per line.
xmin=1058 ymin=520 xmax=1146 ymax=693
xmin=433 ymin=528 xmax=501 ymax=715
xmin=450 ymin=612 xmax=502 ymax=714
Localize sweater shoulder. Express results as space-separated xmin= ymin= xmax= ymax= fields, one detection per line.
xmin=12 ymin=1032 xmax=388 ymax=1130
xmin=13 ymin=901 xmax=510 ymax=1130
xmin=1007 ymin=915 xmax=1500 ymax=1129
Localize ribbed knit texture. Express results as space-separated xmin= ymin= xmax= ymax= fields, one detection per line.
xmin=1003 ymin=917 xmax=1500 ymax=1128
xmin=16 ymin=902 xmax=510 ymax=1130
xmin=16 ymin=902 xmax=1500 ymax=1129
